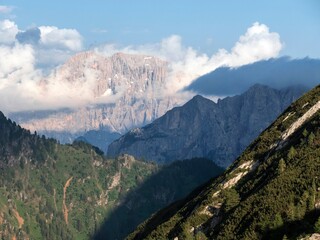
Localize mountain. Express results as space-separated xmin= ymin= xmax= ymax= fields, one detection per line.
xmin=0 ymin=111 xmax=222 ymax=239
xmin=9 ymin=51 xmax=180 ymax=145
xmin=94 ymin=158 xmax=223 ymax=240
xmin=187 ymin=57 xmax=320 ymax=96
xmin=107 ymin=84 xmax=307 ymax=167
xmin=127 ymin=84 xmax=320 ymax=240
xmin=74 ymin=129 xmax=122 ymax=154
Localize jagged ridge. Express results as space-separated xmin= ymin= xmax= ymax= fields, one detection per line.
xmin=108 ymin=84 xmax=306 ymax=167
xmin=9 ymin=52 xmax=178 ymax=146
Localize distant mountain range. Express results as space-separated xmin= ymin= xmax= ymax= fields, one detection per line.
xmin=127 ymin=84 xmax=320 ymax=240
xmin=108 ymin=84 xmax=307 ymax=167
xmin=9 ymin=51 xmax=180 ymax=148
xmin=8 ymin=55 xmax=320 ymax=156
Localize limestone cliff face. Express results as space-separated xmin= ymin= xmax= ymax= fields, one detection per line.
xmin=107 ymin=84 xmax=307 ymax=167
xmin=10 ymin=52 xmax=178 ymax=144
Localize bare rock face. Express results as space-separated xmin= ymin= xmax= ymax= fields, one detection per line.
xmin=107 ymin=84 xmax=307 ymax=167
xmin=10 ymin=52 xmax=178 ymax=147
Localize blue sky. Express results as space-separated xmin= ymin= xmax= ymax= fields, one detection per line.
xmin=2 ymin=0 xmax=320 ymax=58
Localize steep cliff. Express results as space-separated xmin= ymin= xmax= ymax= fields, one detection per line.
xmin=9 ymin=52 xmax=178 ymax=145
xmin=108 ymin=84 xmax=306 ymax=167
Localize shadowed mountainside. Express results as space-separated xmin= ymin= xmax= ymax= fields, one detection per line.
xmin=127 ymin=84 xmax=320 ymax=240
xmin=108 ymin=84 xmax=306 ymax=167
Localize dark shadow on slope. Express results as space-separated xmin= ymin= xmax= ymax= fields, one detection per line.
xmin=262 ymin=209 xmax=320 ymax=240
xmin=93 ymin=158 xmax=224 ymax=240
xmin=129 ymin=176 xmax=219 ymax=240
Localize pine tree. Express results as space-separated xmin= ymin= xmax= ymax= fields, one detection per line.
xmin=278 ymin=158 xmax=286 ymax=174
xmin=308 ymin=132 xmax=315 ymax=145
xmin=180 ymin=222 xmax=194 ymax=240
xmin=272 ymin=213 xmax=284 ymax=229
xmin=287 ymin=146 xmax=297 ymax=160
xmin=223 ymin=188 xmax=240 ymax=212
xmin=314 ymin=217 xmax=320 ymax=233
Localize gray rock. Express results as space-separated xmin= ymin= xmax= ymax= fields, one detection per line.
xmin=107 ymin=84 xmax=307 ymax=167
xmin=9 ymin=52 xmax=179 ymax=144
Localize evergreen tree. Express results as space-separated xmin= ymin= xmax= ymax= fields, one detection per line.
xmin=223 ymin=188 xmax=240 ymax=212
xmin=272 ymin=213 xmax=284 ymax=229
xmin=308 ymin=132 xmax=315 ymax=145
xmin=314 ymin=217 xmax=320 ymax=233
xmin=278 ymin=158 xmax=286 ymax=174
xmin=287 ymin=146 xmax=297 ymax=160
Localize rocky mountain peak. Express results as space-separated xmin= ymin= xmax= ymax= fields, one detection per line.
xmin=10 ymin=51 xmax=178 ymax=146
xmin=107 ymin=85 xmax=307 ymax=167
xmin=187 ymin=95 xmax=214 ymax=106
xmin=54 ymin=51 xmax=169 ymax=98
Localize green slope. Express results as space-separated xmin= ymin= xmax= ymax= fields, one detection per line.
xmin=127 ymin=85 xmax=320 ymax=240
xmin=0 ymin=112 xmax=223 ymax=239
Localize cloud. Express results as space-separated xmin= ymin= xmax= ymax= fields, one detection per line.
xmin=164 ymin=22 xmax=282 ymax=93
xmin=0 ymin=19 xmax=83 ymax=69
xmin=0 ymin=43 xmax=35 ymax=81
xmin=215 ymin=22 xmax=282 ymax=67
xmin=187 ymin=57 xmax=320 ymax=96
xmin=0 ymin=20 xmax=86 ymax=113
xmin=95 ymin=22 xmax=282 ymax=95
xmin=0 ymin=5 xmax=13 ymax=14
xmin=0 ymin=21 xmax=284 ymax=113
xmin=16 ymin=27 xmax=41 ymax=45
xmin=39 ymin=26 xmax=83 ymax=51
xmin=0 ymin=43 xmax=42 ymax=113
xmin=0 ymin=19 xmax=18 ymax=44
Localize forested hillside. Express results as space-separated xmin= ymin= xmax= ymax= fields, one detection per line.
xmin=0 ymin=112 xmax=223 ymax=239
xmin=128 ymin=85 xmax=320 ymax=240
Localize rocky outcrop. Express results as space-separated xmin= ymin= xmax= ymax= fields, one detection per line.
xmin=9 ymin=52 xmax=179 ymax=144
xmin=107 ymin=84 xmax=306 ymax=167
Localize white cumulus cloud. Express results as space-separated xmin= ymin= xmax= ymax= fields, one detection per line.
xmin=0 ymin=19 xmax=86 ymax=113
xmin=39 ymin=26 xmax=83 ymax=51
xmin=214 ymin=22 xmax=282 ymax=67
xmin=0 ymin=19 xmax=18 ymax=44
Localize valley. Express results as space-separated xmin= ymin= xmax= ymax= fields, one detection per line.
xmin=0 ymin=111 xmax=223 ymax=239
xmin=1 ymin=3 xmax=319 ymax=239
